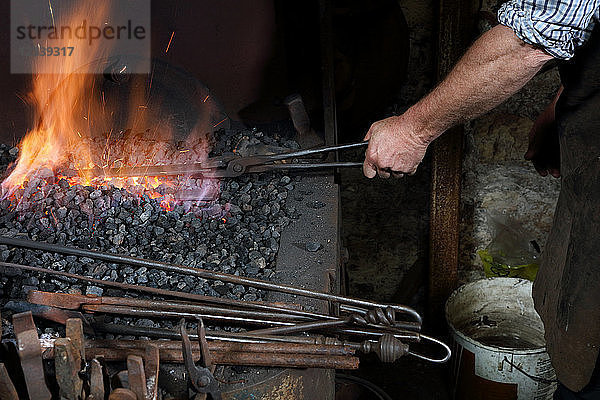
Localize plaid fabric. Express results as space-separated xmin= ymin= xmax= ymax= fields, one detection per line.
xmin=498 ymin=0 xmax=600 ymax=59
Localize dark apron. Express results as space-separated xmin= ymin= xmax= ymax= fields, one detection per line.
xmin=533 ymin=24 xmax=600 ymax=392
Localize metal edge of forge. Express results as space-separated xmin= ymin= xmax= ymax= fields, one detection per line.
xmin=220 ymin=174 xmax=340 ymax=399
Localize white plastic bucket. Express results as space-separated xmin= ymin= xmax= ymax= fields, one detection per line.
xmin=445 ymin=278 xmax=557 ymax=400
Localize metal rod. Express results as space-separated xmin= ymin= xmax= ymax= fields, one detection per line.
xmin=245 ymin=319 xmax=421 ymax=340
xmin=88 ymin=321 xmax=347 ymax=346
xmin=27 ymin=291 xmax=316 ymax=323
xmin=86 ymin=164 xmax=214 ymax=178
xmin=88 ymin=142 xmax=368 ymax=178
xmin=246 ymin=318 xmax=352 ymax=335
xmin=95 ymin=161 xmax=365 ymax=178
xmin=81 ymin=304 xmax=297 ymax=327
xmin=248 ymin=162 xmax=364 ymax=173
xmin=84 ymin=339 xmax=355 ymax=357
xmin=34 ymin=339 xmax=360 ymax=370
xmin=82 ymin=304 xmax=407 ymax=337
xmin=90 ymin=319 xmax=421 ymax=347
xmin=263 ymin=141 xmax=368 ymax=162
xmin=0 ymin=236 xmax=422 ymax=325
xmin=0 ymin=261 xmax=323 ymax=319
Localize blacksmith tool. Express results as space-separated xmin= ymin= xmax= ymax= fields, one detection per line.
xmin=27 ymin=290 xmax=317 ymax=326
xmin=88 ymin=141 xmax=368 ymax=178
xmin=126 ymin=355 xmax=147 ymax=400
xmin=54 ymin=318 xmax=85 ymax=399
xmin=0 ymin=363 xmax=19 ymax=400
xmin=1 ymin=262 xmax=317 ymax=319
xmin=4 ymin=300 xmax=88 ymax=327
xmin=26 ymin=289 xmax=421 ymax=341
xmin=0 ymin=237 xmax=423 ymax=326
xmin=88 ymin=359 xmax=105 ymax=400
xmin=54 ymin=337 xmax=83 ymax=399
xmin=108 ymin=388 xmax=137 ymax=400
xmin=180 ymin=319 xmax=221 ymax=400
xmin=144 ymin=345 xmax=160 ymax=400
xmin=12 ymin=311 xmax=52 ymax=400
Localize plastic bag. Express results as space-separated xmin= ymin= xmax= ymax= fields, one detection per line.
xmin=477 ymin=214 xmax=541 ymax=281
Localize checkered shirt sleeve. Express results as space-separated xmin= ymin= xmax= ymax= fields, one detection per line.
xmin=498 ymin=0 xmax=600 ymax=59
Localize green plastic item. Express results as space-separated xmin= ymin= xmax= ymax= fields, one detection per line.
xmin=478 ymin=249 xmax=539 ymax=281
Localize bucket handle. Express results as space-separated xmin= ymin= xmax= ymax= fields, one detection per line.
xmin=408 ymin=334 xmax=452 ymax=363
xmin=503 ymin=357 xmax=558 ymax=385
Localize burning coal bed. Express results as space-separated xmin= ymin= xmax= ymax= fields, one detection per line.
xmin=0 ymin=127 xmax=303 ymax=336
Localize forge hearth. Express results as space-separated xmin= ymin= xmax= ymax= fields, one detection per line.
xmin=0 ymin=128 xmax=300 ymax=300
xmin=0 ymin=125 xmax=340 ymax=399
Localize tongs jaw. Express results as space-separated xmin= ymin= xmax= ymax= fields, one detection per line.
xmin=180 ymin=318 xmax=221 ymax=400
xmin=215 ymin=141 xmax=368 ymax=178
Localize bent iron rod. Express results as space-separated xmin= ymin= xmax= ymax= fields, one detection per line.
xmin=0 ymin=261 xmax=326 ymax=320
xmin=4 ymin=263 xmax=418 ymax=336
xmin=3 ymin=263 xmax=420 ymax=339
xmin=81 ymin=304 xmax=298 ymax=327
xmin=0 ymin=236 xmax=422 ymax=325
xmin=87 ymin=320 xmax=419 ymax=347
xmin=27 ymin=290 xmax=420 ymax=336
xmin=80 ymin=303 xmax=418 ymax=338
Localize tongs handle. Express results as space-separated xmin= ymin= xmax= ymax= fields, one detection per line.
xmin=264 ymin=141 xmax=369 ymax=162
xmin=247 ymin=161 xmax=364 ymax=173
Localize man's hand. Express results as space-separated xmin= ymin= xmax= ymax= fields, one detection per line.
xmin=363 ymin=114 xmax=430 ymax=179
xmin=524 ymin=87 xmax=562 ymax=178
xmin=361 ymin=25 xmax=553 ymax=179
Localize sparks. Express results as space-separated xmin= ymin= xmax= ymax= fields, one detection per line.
xmin=165 ymin=31 xmax=175 ymax=53
xmin=48 ymin=0 xmax=55 ymax=27
xmin=213 ymin=118 xmax=227 ymax=128
xmin=203 ymin=94 xmax=210 ymax=103
xmin=1 ymin=3 xmax=221 ymax=214
xmin=50 ymin=209 xmax=58 ymax=225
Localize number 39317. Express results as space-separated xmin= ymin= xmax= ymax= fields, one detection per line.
xmin=36 ymin=46 xmax=74 ymax=56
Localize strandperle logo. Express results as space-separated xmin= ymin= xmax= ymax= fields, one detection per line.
xmin=11 ymin=0 xmax=150 ymax=74
xmin=15 ymin=20 xmax=147 ymax=46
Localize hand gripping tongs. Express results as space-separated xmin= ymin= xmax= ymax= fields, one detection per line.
xmin=96 ymin=141 xmax=369 ymax=179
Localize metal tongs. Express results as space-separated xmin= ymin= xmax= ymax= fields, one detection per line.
xmin=180 ymin=318 xmax=222 ymax=400
xmin=94 ymin=141 xmax=369 ymax=179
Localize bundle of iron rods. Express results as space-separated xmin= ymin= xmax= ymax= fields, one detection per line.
xmin=0 ymin=236 xmax=451 ymax=364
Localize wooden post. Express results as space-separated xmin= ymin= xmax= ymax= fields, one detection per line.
xmin=319 ymin=0 xmax=338 ymax=148
xmin=428 ymin=0 xmax=477 ymax=327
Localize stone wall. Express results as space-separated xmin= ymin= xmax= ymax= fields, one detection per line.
xmin=459 ymin=1 xmax=562 ymax=283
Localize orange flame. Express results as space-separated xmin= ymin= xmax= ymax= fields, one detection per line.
xmin=2 ymin=3 xmax=218 ymax=208
xmin=3 ymin=2 xmax=109 ymax=189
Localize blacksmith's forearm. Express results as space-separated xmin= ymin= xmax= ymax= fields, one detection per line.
xmin=406 ymin=25 xmax=553 ymax=143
